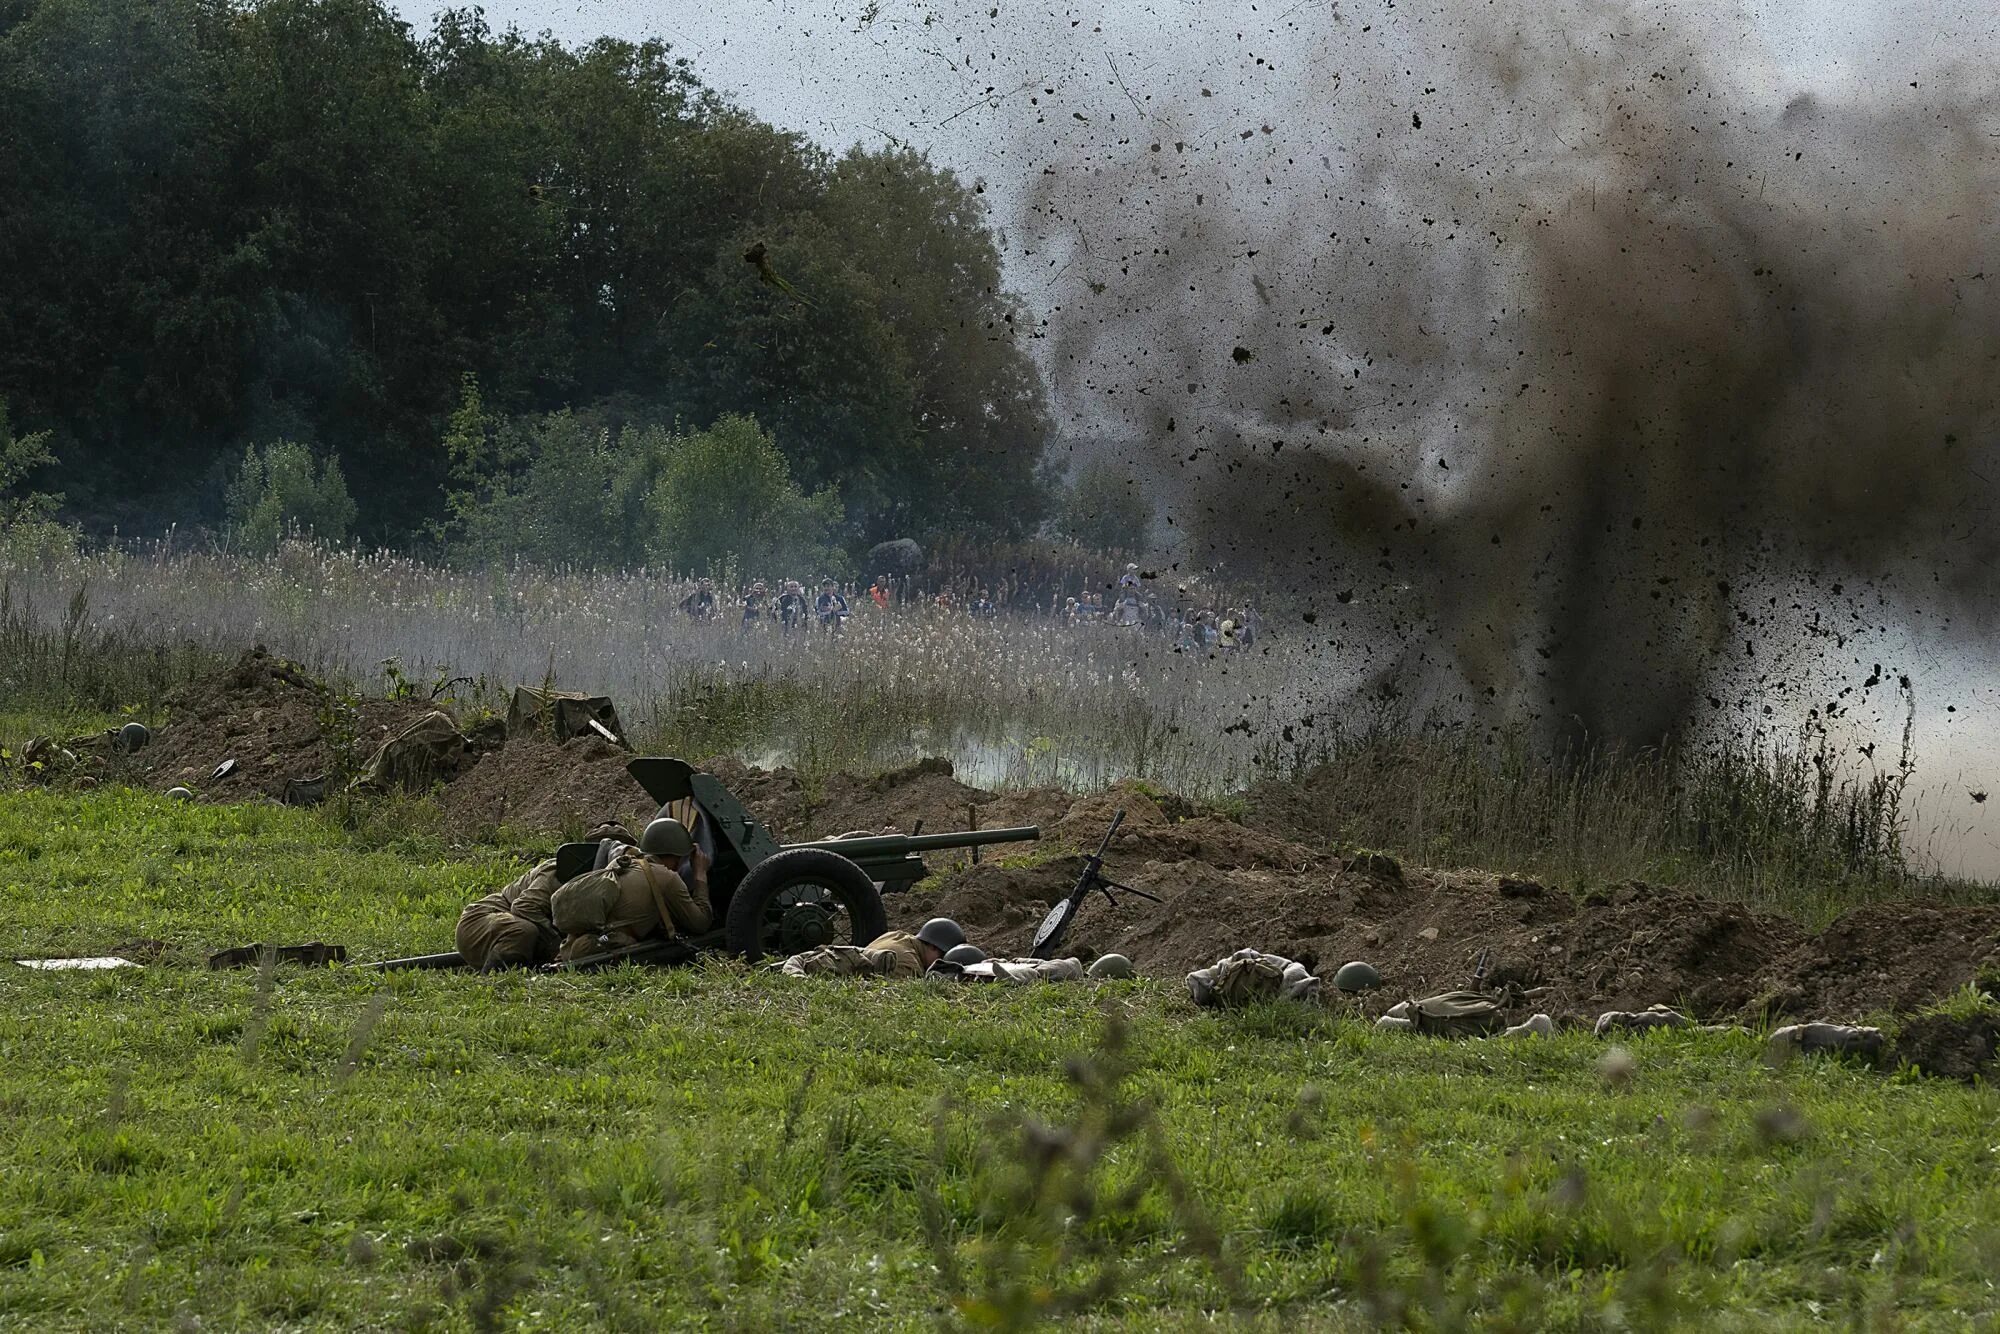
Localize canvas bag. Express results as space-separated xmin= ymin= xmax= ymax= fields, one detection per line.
xmin=1410 ymin=990 xmax=1508 ymax=1038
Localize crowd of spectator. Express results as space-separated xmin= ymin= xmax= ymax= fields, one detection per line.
xmin=676 ymin=562 xmax=1264 ymax=651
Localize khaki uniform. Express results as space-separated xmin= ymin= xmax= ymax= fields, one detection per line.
xmin=781 ymin=930 xmax=927 ymax=979
xmin=946 ymin=957 xmax=1085 ymax=983
xmin=455 ymin=859 xmax=562 ymax=969
xmin=550 ymin=845 xmax=711 ymax=962
xmin=1185 ymin=948 xmax=1320 ymax=1007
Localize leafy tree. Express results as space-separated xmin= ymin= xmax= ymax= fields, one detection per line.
xmin=820 ymin=147 xmax=1050 ymax=535
xmin=670 ymin=217 xmax=919 ymax=532
xmin=454 ymin=410 xmax=618 ymax=568
xmin=0 ymin=398 xmax=61 ymax=527
xmin=1055 ymin=460 xmax=1152 ymax=555
xmin=651 ymin=415 xmax=842 ymax=578
xmin=226 ymin=441 xmax=358 ymax=554
xmin=0 ymin=0 xmax=1053 ymax=547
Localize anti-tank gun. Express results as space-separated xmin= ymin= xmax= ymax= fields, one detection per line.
xmin=368 ymin=756 xmax=1040 ymax=971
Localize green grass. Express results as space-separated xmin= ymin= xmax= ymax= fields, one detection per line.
xmin=2 ymin=789 xmax=1999 ymax=1329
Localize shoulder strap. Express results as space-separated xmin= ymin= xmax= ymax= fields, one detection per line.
xmin=636 ymin=860 xmax=676 ymax=935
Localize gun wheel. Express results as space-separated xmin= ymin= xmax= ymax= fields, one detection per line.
xmin=725 ymin=848 xmax=887 ymax=961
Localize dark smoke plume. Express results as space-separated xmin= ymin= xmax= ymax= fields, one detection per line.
xmin=1016 ymin=2 xmax=1999 ymax=743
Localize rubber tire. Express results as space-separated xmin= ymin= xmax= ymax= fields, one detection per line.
xmin=725 ymin=847 xmax=888 ymax=962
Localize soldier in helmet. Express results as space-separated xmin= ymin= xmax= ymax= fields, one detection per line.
xmin=456 ymin=858 xmax=563 ymax=970
xmin=455 ymin=821 xmax=638 ymax=970
xmin=551 ymin=817 xmax=714 ymax=962
xmin=779 ymin=916 xmax=969 ymax=978
xmin=864 ymin=917 xmax=965 ymax=974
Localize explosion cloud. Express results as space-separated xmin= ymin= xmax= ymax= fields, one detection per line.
xmin=1007 ymin=1 xmax=1999 ymax=743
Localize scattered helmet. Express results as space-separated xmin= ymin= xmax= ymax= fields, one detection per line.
xmin=118 ymin=722 xmax=151 ymax=753
xmin=942 ymin=944 xmax=986 ymax=966
xmin=915 ymin=917 xmax=967 ymax=952
xmin=1088 ymin=953 xmax=1135 ymax=979
xmin=640 ymin=817 xmax=693 ymax=858
xmin=165 ymin=786 xmax=195 ymax=802
xmin=1333 ymin=960 xmax=1383 ymax=993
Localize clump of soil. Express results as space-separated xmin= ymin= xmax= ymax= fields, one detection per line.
xmin=121 ymin=647 xmax=437 ymax=802
xmin=1740 ymin=904 xmax=2000 ymax=1020
xmin=808 ymin=758 xmax=1006 ymax=840
xmin=440 ymin=736 xmax=658 ymax=837
xmin=1890 ymin=1012 xmax=2000 ymax=1082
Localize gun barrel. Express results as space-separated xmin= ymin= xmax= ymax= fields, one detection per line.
xmin=792 ymin=824 xmax=1041 ymax=859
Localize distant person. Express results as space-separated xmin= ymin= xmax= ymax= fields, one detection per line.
xmin=815 ymin=578 xmax=850 ymax=629
xmin=679 ymin=579 xmax=718 ymax=620
xmin=1119 ymin=562 xmax=1141 ymax=591
xmin=741 ymin=580 xmax=769 ymax=627
xmin=869 ymin=576 xmax=891 ymax=610
xmin=778 ymin=580 xmax=808 ymax=628
xmin=970 ymin=588 xmax=996 ymax=619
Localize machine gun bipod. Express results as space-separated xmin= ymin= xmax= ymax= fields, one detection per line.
xmin=1027 ymin=810 xmax=1163 ymax=959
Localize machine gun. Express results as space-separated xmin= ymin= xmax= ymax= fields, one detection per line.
xmin=367 ymin=755 xmax=1041 ymax=971
xmin=1027 ymin=810 xmax=1162 ymax=959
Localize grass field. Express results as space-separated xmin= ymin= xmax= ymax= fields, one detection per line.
xmin=4 ymin=788 xmax=1998 ymax=1330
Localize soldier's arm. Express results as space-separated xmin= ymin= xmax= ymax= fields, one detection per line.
xmin=659 ymin=869 xmax=713 ymax=935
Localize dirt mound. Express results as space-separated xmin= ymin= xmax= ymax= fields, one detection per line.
xmin=786 ymin=757 xmax=1075 ymax=847
xmin=122 ymin=647 xmax=437 ymax=803
xmin=1891 ymin=1012 xmax=2000 ymax=1082
xmin=439 ymin=736 xmax=658 ymax=837
xmin=701 ymin=757 xmax=813 ymax=838
xmin=54 ymin=649 xmax=2000 ymax=1023
xmin=896 ymin=845 xmax=1813 ymax=1023
xmin=1740 ymin=904 xmax=2000 ymax=1020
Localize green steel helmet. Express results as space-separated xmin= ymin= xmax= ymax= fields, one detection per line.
xmin=942 ymin=944 xmax=986 ymax=966
xmin=1087 ymin=953 xmax=1135 ymax=979
xmin=119 ymin=722 xmax=151 ymax=753
xmin=640 ymin=817 xmax=694 ymax=859
xmin=915 ymin=918 xmax=967 ymax=952
xmin=1333 ymin=960 xmax=1383 ymax=993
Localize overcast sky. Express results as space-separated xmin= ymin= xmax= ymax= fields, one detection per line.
xmin=399 ymin=1 xmax=1985 ymax=147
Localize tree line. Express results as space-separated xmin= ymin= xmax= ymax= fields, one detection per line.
xmin=0 ymin=0 xmax=1058 ymax=556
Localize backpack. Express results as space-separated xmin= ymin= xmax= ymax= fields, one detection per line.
xmin=1410 ymin=990 xmax=1508 ymax=1038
